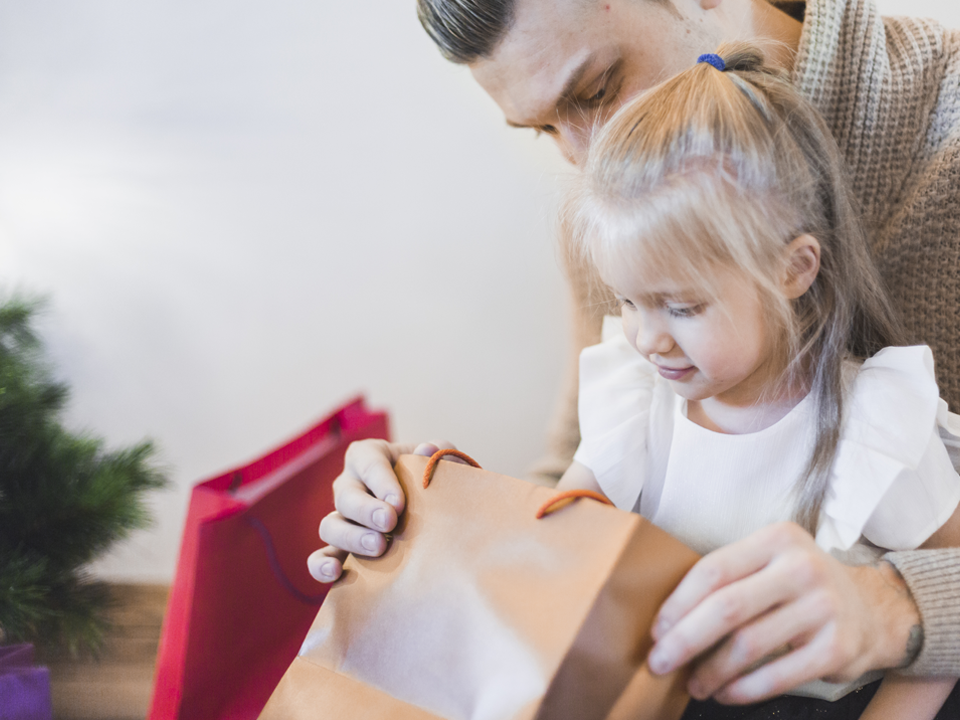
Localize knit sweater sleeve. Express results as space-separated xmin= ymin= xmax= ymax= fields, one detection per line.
xmin=884 ymin=548 xmax=960 ymax=676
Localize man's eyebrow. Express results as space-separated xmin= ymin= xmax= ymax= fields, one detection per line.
xmin=504 ymin=53 xmax=596 ymax=129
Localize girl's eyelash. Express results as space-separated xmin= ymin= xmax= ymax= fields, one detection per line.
xmin=667 ymin=304 xmax=704 ymax=318
xmin=618 ymin=296 xmax=701 ymax=315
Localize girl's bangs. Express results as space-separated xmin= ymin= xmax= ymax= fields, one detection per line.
xmin=585 ymin=176 xmax=774 ymax=297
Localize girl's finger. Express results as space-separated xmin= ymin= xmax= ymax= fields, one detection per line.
xmin=307 ymin=545 xmax=348 ymax=583
xmin=318 ymin=511 xmax=388 ymax=558
xmin=413 ymin=439 xmax=460 ymax=457
xmin=342 ymin=439 xmax=410 ymax=514
xmin=334 ymin=474 xmax=398 ymax=534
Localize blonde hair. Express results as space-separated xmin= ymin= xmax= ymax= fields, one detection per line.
xmin=567 ymin=44 xmax=905 ymax=533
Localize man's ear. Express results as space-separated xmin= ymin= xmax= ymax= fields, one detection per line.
xmin=782 ymin=234 xmax=821 ymax=299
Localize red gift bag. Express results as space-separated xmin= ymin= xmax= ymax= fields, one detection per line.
xmin=149 ymin=396 xmax=389 ymax=720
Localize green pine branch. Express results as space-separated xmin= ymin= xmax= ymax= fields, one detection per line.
xmin=0 ymin=296 xmax=169 ymax=655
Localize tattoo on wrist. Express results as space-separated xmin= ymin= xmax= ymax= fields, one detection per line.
xmin=900 ymin=624 xmax=924 ymax=668
xmin=876 ymin=560 xmax=923 ymax=669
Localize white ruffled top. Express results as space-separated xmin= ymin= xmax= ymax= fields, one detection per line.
xmin=573 ymin=317 xmax=960 ymax=557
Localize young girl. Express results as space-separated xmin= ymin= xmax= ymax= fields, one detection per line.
xmin=558 ymin=44 xmax=960 ymax=719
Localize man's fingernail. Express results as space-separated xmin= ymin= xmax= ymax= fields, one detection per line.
xmin=373 ymin=508 xmax=388 ymax=530
xmin=648 ymin=648 xmax=670 ymax=674
xmin=653 ymin=618 xmax=670 ymax=639
xmin=385 ymin=494 xmax=399 ymax=509
xmin=361 ymin=533 xmax=379 ymax=552
xmin=688 ymin=679 xmax=705 ymax=699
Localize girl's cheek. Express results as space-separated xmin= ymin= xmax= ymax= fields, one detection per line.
xmin=621 ymin=315 xmax=639 ymax=348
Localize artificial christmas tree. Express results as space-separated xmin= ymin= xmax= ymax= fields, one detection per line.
xmin=0 ymin=297 xmax=168 ymax=655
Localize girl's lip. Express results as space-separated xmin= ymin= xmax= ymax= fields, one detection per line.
xmin=657 ymin=365 xmax=694 ymax=380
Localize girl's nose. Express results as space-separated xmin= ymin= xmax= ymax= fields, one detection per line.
xmin=635 ymin=317 xmax=675 ymax=356
xmin=551 ymin=119 xmax=594 ymax=166
xmin=555 ymin=126 xmax=589 ymax=166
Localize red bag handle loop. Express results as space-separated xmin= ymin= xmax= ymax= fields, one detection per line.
xmin=536 ymin=490 xmax=613 ymax=519
xmin=422 ymin=449 xmax=481 ymax=488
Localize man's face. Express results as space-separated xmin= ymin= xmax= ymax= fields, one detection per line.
xmin=469 ymin=0 xmax=721 ymax=164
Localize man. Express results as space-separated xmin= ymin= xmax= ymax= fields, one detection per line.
xmin=312 ymin=0 xmax=960 ymax=709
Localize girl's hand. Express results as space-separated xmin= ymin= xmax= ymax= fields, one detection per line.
xmin=647 ymin=522 xmax=921 ymax=703
xmin=307 ymin=438 xmax=458 ymax=583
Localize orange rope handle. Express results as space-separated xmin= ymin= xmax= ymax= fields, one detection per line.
xmin=536 ymin=489 xmax=613 ymax=519
xmin=422 ymin=449 xmax=482 ymax=488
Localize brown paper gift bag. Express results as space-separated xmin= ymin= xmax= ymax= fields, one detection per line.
xmin=261 ymin=452 xmax=700 ymax=720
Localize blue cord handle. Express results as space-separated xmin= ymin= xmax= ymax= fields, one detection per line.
xmin=246 ymin=516 xmax=327 ymax=605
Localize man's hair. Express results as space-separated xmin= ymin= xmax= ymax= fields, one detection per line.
xmin=416 ymin=0 xmax=514 ymax=64
xmin=417 ymin=0 xmax=676 ymax=65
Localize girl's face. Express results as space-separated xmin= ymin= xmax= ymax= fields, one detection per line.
xmin=608 ymin=263 xmax=781 ymax=415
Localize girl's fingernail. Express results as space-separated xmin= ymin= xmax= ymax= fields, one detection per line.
xmin=373 ymin=508 xmax=388 ymax=530
xmin=320 ymin=561 xmax=335 ymax=578
xmin=361 ymin=533 xmax=379 ymax=552
xmin=385 ymin=494 xmax=399 ymax=509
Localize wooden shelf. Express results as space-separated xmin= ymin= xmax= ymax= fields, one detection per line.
xmin=45 ymin=584 xmax=169 ymax=720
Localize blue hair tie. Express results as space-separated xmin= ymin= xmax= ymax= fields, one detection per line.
xmin=697 ymin=53 xmax=726 ymax=71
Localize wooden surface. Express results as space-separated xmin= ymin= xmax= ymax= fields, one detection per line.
xmin=46 ymin=584 xmax=169 ymax=720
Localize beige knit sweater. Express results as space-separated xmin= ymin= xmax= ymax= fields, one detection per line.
xmin=796 ymin=0 xmax=960 ymax=678
xmin=533 ymin=0 xmax=960 ymax=676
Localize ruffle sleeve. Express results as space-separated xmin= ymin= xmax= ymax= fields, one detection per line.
xmin=572 ymin=316 xmax=657 ymax=511
xmin=816 ymin=346 xmax=960 ymax=552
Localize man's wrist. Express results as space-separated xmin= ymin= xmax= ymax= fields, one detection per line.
xmin=875 ymin=559 xmax=923 ymax=669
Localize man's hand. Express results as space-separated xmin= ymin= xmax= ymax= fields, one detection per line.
xmin=647 ymin=522 xmax=921 ymax=704
xmin=307 ymin=438 xmax=457 ymax=583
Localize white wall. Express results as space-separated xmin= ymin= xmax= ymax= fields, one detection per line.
xmin=878 ymin=0 xmax=958 ymax=25
xmin=0 ymin=0 xmax=956 ymax=583
xmin=0 ymin=2 xmax=571 ymax=582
